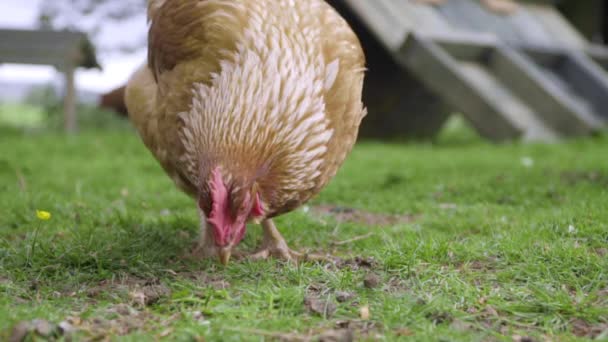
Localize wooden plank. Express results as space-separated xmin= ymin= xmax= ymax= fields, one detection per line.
xmin=436 ymin=0 xmax=523 ymax=44
xmin=341 ymin=0 xmax=455 ymax=51
xmin=328 ymin=0 xmax=450 ymax=140
xmin=555 ymin=53 xmax=608 ymax=122
xmin=0 ymin=50 xmax=71 ymax=67
xmin=388 ymin=0 xmax=452 ymax=34
xmin=487 ymin=48 xmax=603 ymax=135
xmin=63 ymin=66 xmax=77 ymax=133
xmin=457 ymin=60 xmax=556 ymax=141
xmin=0 ymin=29 xmax=85 ymax=43
xmin=342 ymin=0 xmax=406 ymax=50
xmin=398 ymin=33 xmax=554 ymax=141
xmin=507 ymin=9 xmax=560 ymax=47
xmin=0 ymin=29 xmax=93 ymax=67
xmin=523 ymin=4 xmax=587 ymax=48
xmin=423 ymin=30 xmax=499 ymax=61
xmin=586 ymin=44 xmax=608 ymax=70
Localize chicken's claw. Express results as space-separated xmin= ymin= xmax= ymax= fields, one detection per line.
xmin=248 ymin=219 xmax=331 ymax=263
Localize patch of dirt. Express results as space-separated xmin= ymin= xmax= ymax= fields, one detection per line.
xmin=9 ymin=304 xmax=181 ymax=341
xmin=334 ymin=320 xmax=383 ymax=339
xmin=84 ymin=275 xmax=171 ymax=307
xmin=335 ymin=291 xmax=355 ymax=303
xmin=570 ymin=318 xmax=608 ymax=339
xmin=223 ymin=320 xmax=384 ymax=342
xmin=312 ymin=205 xmax=418 ymax=227
xmin=335 ymin=256 xmax=377 ymax=271
xmin=384 ymin=277 xmax=410 ymax=294
xmin=130 ymin=283 xmax=171 ymax=307
xmin=317 ymin=328 xmax=353 ymax=342
xmin=304 ymin=295 xmax=337 ymax=318
xmin=561 ymin=170 xmax=608 ymax=186
xmin=178 ymin=271 xmax=230 ymax=289
xmin=9 ymin=319 xmax=57 ymax=342
xmin=81 ymin=305 xmax=178 ymax=338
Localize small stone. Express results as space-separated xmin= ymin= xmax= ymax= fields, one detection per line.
xmin=58 ymin=321 xmax=73 ymax=335
xmin=32 ymin=319 xmax=54 ymax=337
xmin=363 ymin=273 xmax=381 ymax=289
xmin=9 ymin=322 xmax=31 ymax=342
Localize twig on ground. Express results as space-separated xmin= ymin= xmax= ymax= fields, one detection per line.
xmin=332 ymin=232 xmax=374 ymax=246
xmin=15 ymin=167 xmax=27 ymax=192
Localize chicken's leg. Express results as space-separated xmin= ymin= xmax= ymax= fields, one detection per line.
xmin=249 ymin=219 xmax=328 ymax=262
xmin=191 ymin=209 xmax=218 ymax=259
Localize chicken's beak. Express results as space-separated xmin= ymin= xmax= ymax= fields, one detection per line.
xmin=219 ymin=247 xmax=231 ymax=265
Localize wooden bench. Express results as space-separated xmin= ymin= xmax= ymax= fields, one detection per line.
xmin=0 ymin=29 xmax=100 ymax=132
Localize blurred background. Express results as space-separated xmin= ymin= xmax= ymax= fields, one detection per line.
xmin=0 ymin=0 xmax=607 ymax=141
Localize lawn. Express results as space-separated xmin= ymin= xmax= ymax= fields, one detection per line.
xmin=0 ymin=111 xmax=606 ymax=341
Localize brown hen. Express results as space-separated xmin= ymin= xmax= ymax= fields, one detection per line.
xmin=125 ymin=0 xmax=366 ymax=264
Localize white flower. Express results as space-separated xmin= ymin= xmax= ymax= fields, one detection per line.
xmin=521 ymin=157 xmax=534 ymax=168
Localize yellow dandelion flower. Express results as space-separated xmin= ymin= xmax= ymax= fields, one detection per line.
xmin=36 ymin=210 xmax=51 ymax=221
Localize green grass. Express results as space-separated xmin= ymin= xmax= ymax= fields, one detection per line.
xmin=0 ymin=113 xmax=607 ymax=341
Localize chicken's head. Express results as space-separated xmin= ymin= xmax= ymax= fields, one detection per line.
xmin=199 ymin=166 xmax=265 ymax=264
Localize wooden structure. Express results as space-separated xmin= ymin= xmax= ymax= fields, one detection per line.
xmin=0 ymin=29 xmax=100 ymax=132
xmin=331 ymin=0 xmax=608 ymax=142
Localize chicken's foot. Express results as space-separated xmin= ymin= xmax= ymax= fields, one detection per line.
xmin=249 ymin=219 xmax=329 ymax=262
xmin=191 ymin=210 xmax=218 ymax=259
